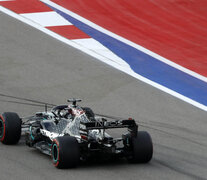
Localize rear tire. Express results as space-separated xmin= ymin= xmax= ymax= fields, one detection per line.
xmin=128 ymin=131 xmax=153 ymax=163
xmin=52 ymin=136 xmax=80 ymax=169
xmin=0 ymin=112 xmax=22 ymax=145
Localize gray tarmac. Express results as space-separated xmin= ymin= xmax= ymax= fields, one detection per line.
xmin=0 ymin=12 xmax=207 ymax=180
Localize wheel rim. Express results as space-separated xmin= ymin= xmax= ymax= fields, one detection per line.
xmin=52 ymin=144 xmax=59 ymax=163
xmin=0 ymin=119 xmax=4 ymax=139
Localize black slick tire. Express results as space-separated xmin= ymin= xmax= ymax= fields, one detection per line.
xmin=128 ymin=131 xmax=153 ymax=163
xmin=51 ymin=136 xmax=80 ymax=169
xmin=0 ymin=112 xmax=22 ymax=145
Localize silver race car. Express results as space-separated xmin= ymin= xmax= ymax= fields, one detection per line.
xmin=0 ymin=99 xmax=153 ymax=168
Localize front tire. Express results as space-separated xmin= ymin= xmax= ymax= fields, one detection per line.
xmin=128 ymin=131 xmax=153 ymax=163
xmin=0 ymin=112 xmax=22 ymax=145
xmin=52 ymin=136 xmax=80 ymax=169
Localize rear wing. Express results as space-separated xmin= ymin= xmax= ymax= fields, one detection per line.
xmin=81 ymin=119 xmax=138 ymax=136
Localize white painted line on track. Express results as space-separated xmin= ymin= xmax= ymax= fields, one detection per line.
xmin=0 ymin=5 xmax=206 ymax=111
xmin=72 ymin=38 xmax=132 ymax=67
xmin=40 ymin=0 xmax=207 ymax=83
xmin=21 ymin=11 xmax=72 ymax=27
xmin=72 ymin=38 xmax=109 ymax=50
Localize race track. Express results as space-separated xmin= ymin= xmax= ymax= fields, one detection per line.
xmin=0 ymin=11 xmax=207 ymax=180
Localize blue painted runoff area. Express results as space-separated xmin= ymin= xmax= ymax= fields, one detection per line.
xmin=50 ymin=5 xmax=207 ymax=106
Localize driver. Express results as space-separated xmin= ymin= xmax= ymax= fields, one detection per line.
xmin=62 ymin=108 xmax=74 ymax=120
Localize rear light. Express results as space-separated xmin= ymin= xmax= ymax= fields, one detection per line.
xmin=81 ymin=135 xmax=88 ymax=140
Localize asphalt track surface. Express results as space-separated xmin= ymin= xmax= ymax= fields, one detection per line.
xmin=0 ymin=12 xmax=207 ymax=180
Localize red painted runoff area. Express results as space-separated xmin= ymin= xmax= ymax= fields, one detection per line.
xmin=0 ymin=0 xmax=52 ymax=13
xmin=52 ymin=0 xmax=207 ymax=77
xmin=46 ymin=25 xmax=90 ymax=40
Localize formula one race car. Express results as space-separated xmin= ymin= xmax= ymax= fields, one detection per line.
xmin=0 ymin=99 xmax=153 ymax=168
